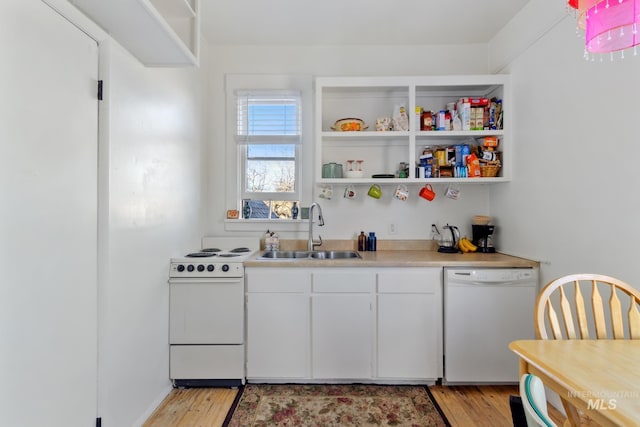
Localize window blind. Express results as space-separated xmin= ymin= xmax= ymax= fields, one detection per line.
xmin=235 ymin=90 xmax=301 ymax=144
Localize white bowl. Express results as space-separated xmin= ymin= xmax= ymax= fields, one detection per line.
xmin=344 ymin=170 xmax=364 ymax=178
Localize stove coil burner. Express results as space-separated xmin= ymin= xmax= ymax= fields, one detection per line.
xmin=201 ymin=248 xmax=221 ymax=253
xmin=230 ymin=247 xmax=251 ymax=253
xmin=219 ymin=253 xmax=241 ymax=258
xmin=185 ymin=252 xmax=216 ymax=258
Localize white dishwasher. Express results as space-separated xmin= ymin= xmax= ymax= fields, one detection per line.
xmin=444 ymin=268 xmax=538 ymax=384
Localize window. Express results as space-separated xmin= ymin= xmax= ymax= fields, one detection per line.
xmin=236 ymin=90 xmax=301 ymax=219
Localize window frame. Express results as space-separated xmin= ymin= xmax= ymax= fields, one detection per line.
xmin=240 ymin=143 xmax=300 ymax=201
xmin=236 ymin=90 xmax=301 ymax=203
xmin=224 ymin=74 xmax=313 ymax=229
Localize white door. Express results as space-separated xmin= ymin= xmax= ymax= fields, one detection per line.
xmin=311 ymin=270 xmax=375 ymax=379
xmin=0 ymin=1 xmax=99 ymax=426
xmin=246 ymin=268 xmax=310 ymax=379
xmin=377 ymin=269 xmax=443 ymax=379
xmin=247 ymin=293 xmax=309 ymax=378
xmin=312 ymin=293 xmax=373 ymax=379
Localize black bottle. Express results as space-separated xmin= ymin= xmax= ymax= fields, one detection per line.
xmin=358 ymin=231 xmax=367 ymax=251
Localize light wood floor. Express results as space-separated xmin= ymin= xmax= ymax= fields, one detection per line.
xmin=143 ymin=384 xmax=572 ymax=427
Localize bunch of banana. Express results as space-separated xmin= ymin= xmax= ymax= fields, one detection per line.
xmin=458 ymin=237 xmax=478 ymax=253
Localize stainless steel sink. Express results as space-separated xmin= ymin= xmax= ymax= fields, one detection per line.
xmin=257 ymin=250 xmax=361 ymax=260
xmin=258 ymin=250 xmax=311 ymax=259
xmin=309 ymin=251 xmax=361 ymax=259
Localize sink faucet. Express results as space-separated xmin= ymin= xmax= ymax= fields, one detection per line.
xmin=308 ymin=202 xmax=325 ymax=251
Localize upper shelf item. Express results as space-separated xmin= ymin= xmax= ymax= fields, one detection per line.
xmin=331 ymin=118 xmax=368 ymax=132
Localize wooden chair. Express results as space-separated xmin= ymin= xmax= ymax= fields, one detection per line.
xmin=534 ymin=273 xmax=640 ymax=426
xmin=535 ymin=273 xmax=640 ymax=340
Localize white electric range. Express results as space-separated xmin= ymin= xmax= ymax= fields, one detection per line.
xmin=168 ymin=237 xmax=259 ymax=388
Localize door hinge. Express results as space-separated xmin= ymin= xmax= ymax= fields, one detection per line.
xmin=97 ymin=80 xmax=103 ymax=101
xmin=96 ymin=417 xmax=102 ymax=427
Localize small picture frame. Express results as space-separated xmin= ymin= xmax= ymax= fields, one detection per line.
xmin=301 ymin=207 xmax=310 ymax=220
xmin=226 ymin=209 xmax=239 ymax=219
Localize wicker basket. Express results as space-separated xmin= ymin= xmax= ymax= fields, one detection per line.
xmin=480 ymin=161 xmax=501 ymax=177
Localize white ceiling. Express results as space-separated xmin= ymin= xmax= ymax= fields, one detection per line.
xmin=200 ymin=0 xmax=532 ymax=46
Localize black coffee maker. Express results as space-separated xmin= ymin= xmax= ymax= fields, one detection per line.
xmin=472 ymin=224 xmax=496 ymax=253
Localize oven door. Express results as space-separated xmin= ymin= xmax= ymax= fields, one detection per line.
xmin=169 ymin=277 xmax=244 ymax=344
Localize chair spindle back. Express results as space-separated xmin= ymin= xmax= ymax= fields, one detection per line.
xmin=536 ymin=274 xmax=640 ymax=340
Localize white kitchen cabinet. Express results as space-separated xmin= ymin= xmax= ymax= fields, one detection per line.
xmin=315 ymin=75 xmax=510 ymax=184
xmin=245 ymin=266 xmax=444 ymax=383
xmin=69 ymin=0 xmax=199 ymax=66
xmin=311 ymin=270 xmax=376 ymax=379
xmin=245 ymin=268 xmax=310 ymax=379
xmin=376 ymin=268 xmax=443 ymax=380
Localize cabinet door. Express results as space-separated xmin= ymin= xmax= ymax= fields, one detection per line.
xmin=311 ymin=269 xmax=375 ymax=379
xmin=246 ymin=293 xmax=309 ymax=379
xmin=246 ymin=268 xmax=310 ymax=379
xmin=377 ymin=268 xmax=442 ymax=379
xmin=311 ymin=293 xmax=374 ymax=379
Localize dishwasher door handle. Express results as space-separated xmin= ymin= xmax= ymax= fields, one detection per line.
xmin=449 ymin=280 xmax=533 ymax=287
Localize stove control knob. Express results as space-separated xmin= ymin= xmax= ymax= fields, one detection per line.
xmin=222 ymin=264 xmax=229 ymax=272
xmin=207 ymin=265 xmax=214 ymax=272
xmin=197 ymin=265 xmax=204 ymax=272
xmin=187 ymin=265 xmax=195 ymax=272
xmin=177 ymin=264 xmax=185 ymax=272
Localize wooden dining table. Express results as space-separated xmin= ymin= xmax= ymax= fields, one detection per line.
xmin=509 ymin=339 xmax=640 ymax=427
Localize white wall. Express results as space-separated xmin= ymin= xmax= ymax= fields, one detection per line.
xmin=34 ymin=3 xmax=208 ymax=424
xmin=490 ymin=7 xmax=640 ymax=287
xmin=205 ymin=45 xmax=494 ymax=241
xmin=98 ymin=41 xmax=207 ymax=426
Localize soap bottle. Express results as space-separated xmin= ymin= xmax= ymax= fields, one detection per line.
xmin=358 ymin=231 xmax=367 ymax=251
xmin=263 ymin=230 xmax=271 ymax=250
xmin=291 ymin=202 xmax=299 ymax=220
xmin=367 ymin=232 xmax=377 ymax=251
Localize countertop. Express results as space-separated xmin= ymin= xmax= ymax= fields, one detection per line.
xmin=243 ymin=239 xmax=539 ymax=269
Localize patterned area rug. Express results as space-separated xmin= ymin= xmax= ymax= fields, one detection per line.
xmin=223 ymin=384 xmax=449 ymax=427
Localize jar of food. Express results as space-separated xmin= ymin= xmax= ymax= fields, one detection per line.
xmin=322 ymin=162 xmax=343 ymax=178
xmin=422 ymin=111 xmax=433 ymax=131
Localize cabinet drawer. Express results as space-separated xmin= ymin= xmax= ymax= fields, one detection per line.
xmin=246 ymin=268 xmax=310 ymax=293
xmin=312 ymin=270 xmax=375 ymax=293
xmin=377 ymin=268 xmax=441 ymax=293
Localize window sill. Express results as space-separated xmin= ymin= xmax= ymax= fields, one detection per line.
xmin=224 ymin=218 xmax=309 ymax=232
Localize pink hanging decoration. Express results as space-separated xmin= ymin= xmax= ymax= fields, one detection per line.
xmin=576 ymin=0 xmax=601 ymax=29
xmin=586 ymin=0 xmax=640 ymax=53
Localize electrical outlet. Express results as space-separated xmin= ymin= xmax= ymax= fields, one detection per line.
xmin=389 ymin=223 xmax=397 ymax=234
